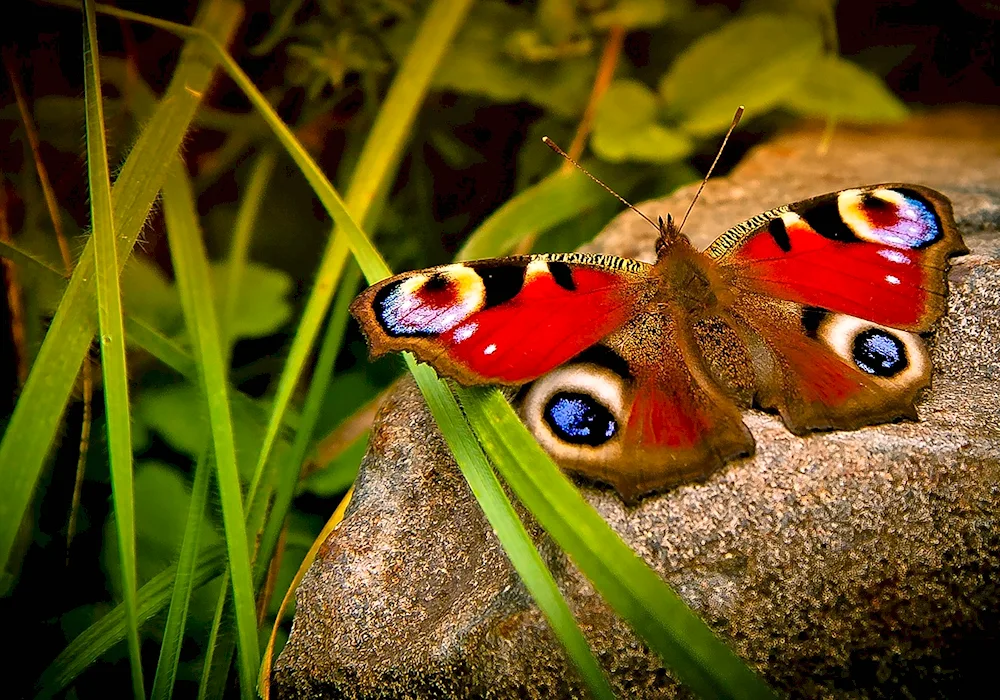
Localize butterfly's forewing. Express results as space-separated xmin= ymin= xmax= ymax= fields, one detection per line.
xmin=349 ymin=254 xmax=654 ymax=385
xmin=709 ymin=185 xmax=967 ymax=331
xmin=704 ymin=184 xmax=965 ymax=433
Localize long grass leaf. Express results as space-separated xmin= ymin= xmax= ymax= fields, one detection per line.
xmin=243 ymin=0 xmax=476 ymax=535
xmin=259 ymin=487 xmax=354 ymax=700
xmin=197 ymin=571 xmax=238 ymax=700
xmin=0 ymin=0 xmax=242 ymax=581
xmin=460 ymin=387 xmax=775 ymax=700
xmin=222 ymin=149 xmax=276 ymax=355
xmin=162 ymin=160 xmax=259 ymax=700
xmin=35 ymin=546 xmax=228 ymax=699
xmin=408 ymin=361 xmax=616 ymax=699
xmin=81 ymin=2 xmax=143 ymax=695
xmin=150 ymin=448 xmax=214 ymax=699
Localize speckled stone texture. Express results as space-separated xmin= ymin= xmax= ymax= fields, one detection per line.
xmin=273 ymin=107 xmax=1000 ymax=699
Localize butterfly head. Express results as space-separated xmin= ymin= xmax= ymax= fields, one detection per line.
xmin=654 ymin=213 xmax=694 ymax=260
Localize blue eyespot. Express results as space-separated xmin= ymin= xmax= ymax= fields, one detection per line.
xmin=852 ymin=329 xmax=907 ymax=377
xmin=543 ymin=392 xmax=617 ymax=447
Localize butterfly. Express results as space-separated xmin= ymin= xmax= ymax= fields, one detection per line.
xmin=350 ymin=184 xmax=966 ymax=503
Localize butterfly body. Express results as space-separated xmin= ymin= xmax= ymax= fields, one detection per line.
xmin=351 ymin=185 xmax=966 ymax=502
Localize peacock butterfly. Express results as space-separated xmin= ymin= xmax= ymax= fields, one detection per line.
xmin=350 ymin=156 xmax=966 ymax=502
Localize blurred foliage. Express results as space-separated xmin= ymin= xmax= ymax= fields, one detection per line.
xmin=0 ymin=0 xmax=984 ymax=695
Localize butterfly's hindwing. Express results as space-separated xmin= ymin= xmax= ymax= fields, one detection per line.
xmin=521 ymin=311 xmax=754 ymax=502
xmin=723 ymin=294 xmax=930 ymax=433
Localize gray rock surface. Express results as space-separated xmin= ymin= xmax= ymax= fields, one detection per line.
xmin=274 ymin=107 xmax=1000 ymax=699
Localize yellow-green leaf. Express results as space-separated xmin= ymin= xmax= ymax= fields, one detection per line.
xmin=592 ymin=79 xmax=692 ymax=163
xmin=783 ymin=54 xmax=908 ymax=122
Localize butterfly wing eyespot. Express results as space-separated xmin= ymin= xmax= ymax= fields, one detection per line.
xmin=521 ymin=362 xmax=628 ymax=464
xmin=372 ymin=264 xmax=486 ymax=338
xmin=815 ymin=313 xmax=928 ymax=387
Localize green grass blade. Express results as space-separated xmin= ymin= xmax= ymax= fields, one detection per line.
xmin=35 ymin=546 xmax=228 ymax=699
xmin=161 ymin=160 xmax=259 ymax=700
xmin=81 ymin=2 xmax=143 ymax=695
xmin=256 ymin=264 xmax=360 ymax=583
xmin=408 ymin=360 xmax=616 ymax=699
xmin=222 ymin=149 xmax=276 ymax=355
xmin=151 ymin=448 xmax=213 ymax=699
xmin=457 ymin=169 xmax=604 ymax=260
xmin=459 ymin=386 xmax=776 ymax=700
xmin=198 ymin=571 xmax=234 ymax=700
xmin=0 ymin=0 xmax=242 ymax=582
xmin=240 ymin=0 xmax=476 ymax=531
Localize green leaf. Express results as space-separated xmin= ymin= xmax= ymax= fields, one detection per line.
xmin=660 ymin=13 xmax=823 ymax=136
xmin=592 ymin=79 xmax=693 ymax=163
xmin=210 ymin=262 xmax=293 ymax=340
xmin=458 ymin=168 xmax=609 ymax=259
xmin=136 ymin=382 xmax=274 ymax=481
xmin=121 ymin=258 xmax=294 ymax=343
xmin=591 ymin=0 xmax=672 ymax=30
xmin=397 ymin=2 xmax=596 ymax=117
xmin=535 ymin=0 xmax=580 ymax=45
xmin=121 ymin=257 xmax=184 ymax=336
xmin=782 ymin=54 xmax=908 ymax=122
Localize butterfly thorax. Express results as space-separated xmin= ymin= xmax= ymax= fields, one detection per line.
xmin=653 ymin=229 xmax=732 ymax=318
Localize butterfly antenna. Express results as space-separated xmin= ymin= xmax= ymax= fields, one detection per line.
xmin=675 ymin=105 xmax=745 ymax=236
xmin=542 ymin=136 xmax=660 ymax=232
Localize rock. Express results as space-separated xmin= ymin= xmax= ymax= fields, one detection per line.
xmin=273 ymin=107 xmax=1000 ymax=698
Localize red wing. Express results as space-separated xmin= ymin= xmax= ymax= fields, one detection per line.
xmin=710 ymin=185 xmax=966 ymax=331
xmin=349 ymin=254 xmax=653 ymax=385
xmin=520 ymin=311 xmax=754 ymax=503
